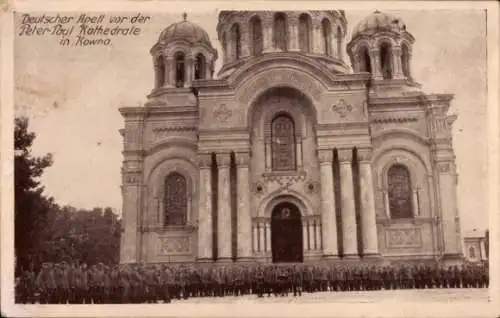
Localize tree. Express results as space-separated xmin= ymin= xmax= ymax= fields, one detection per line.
xmin=485 ymin=229 xmax=489 ymax=259
xmin=14 ymin=117 xmax=53 ymax=273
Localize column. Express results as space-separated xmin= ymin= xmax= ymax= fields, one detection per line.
xmin=259 ymin=222 xmax=266 ymax=253
xmin=265 ymin=222 xmax=271 ymax=252
xmin=241 ymin=25 xmax=251 ymax=58
xmin=120 ymin=173 xmax=141 ymax=263
xmin=166 ymin=58 xmax=174 ymax=87
xmin=265 ymin=140 xmax=272 ymax=172
xmin=263 ymin=17 xmax=274 ymax=53
xmin=296 ymin=136 xmax=303 ymax=169
xmin=197 ymin=153 xmax=213 ymax=260
xmin=412 ymin=189 xmax=420 ymax=217
xmin=236 ymin=152 xmax=252 ymax=260
xmin=338 ymin=148 xmax=358 ymax=258
xmin=216 ymin=152 xmax=232 ymax=261
xmin=313 ymin=26 xmax=323 ymax=54
xmin=393 ymin=47 xmax=404 ymax=79
xmin=436 ymin=161 xmax=461 ymax=256
xmin=185 ymin=58 xmax=193 ymax=86
xmin=303 ymin=223 xmax=309 ymax=251
xmin=308 ymin=219 xmax=315 ymax=250
xmin=253 ymin=223 xmax=259 ymax=252
xmin=332 ymin=35 xmax=339 ymax=58
xmin=384 ymin=190 xmax=390 ymax=218
xmin=370 ymin=49 xmax=383 ymax=80
xmin=315 ymin=219 xmax=322 ymax=251
xmin=358 ymin=148 xmax=379 ymax=257
xmin=205 ymin=61 xmax=212 ymax=80
xmin=289 ymin=16 xmax=299 ymax=51
xmin=318 ymin=150 xmax=338 ymax=258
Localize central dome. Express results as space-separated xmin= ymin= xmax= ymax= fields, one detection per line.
xmin=352 ymin=10 xmax=407 ymax=39
xmin=158 ymin=13 xmax=212 ymax=47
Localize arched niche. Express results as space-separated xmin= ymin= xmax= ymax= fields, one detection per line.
xmin=260 ymin=192 xmax=314 ymax=218
xmin=144 ymin=156 xmax=199 ymax=228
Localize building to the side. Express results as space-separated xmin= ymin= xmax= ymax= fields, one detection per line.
xmin=463 ymin=229 xmax=488 ymax=263
xmin=119 ymin=10 xmax=463 ymax=265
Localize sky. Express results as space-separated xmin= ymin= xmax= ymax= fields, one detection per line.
xmin=13 ymin=9 xmax=488 ymax=236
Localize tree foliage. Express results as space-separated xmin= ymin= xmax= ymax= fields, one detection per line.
xmin=15 ymin=117 xmax=121 ymax=273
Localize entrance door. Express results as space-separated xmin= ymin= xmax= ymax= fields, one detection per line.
xmin=271 ymin=202 xmax=303 ymax=263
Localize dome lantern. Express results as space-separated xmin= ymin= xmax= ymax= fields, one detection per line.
xmin=150 ymin=13 xmax=218 ymax=91
xmin=347 ymin=10 xmax=415 ymax=82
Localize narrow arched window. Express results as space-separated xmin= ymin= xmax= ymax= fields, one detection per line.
xmin=469 ymin=246 xmax=476 ymax=259
xmin=359 ymin=46 xmax=371 ymax=73
xmin=271 ymin=115 xmax=296 ymax=171
xmin=380 ymin=42 xmax=393 ymax=80
xmin=274 ymin=13 xmax=287 ymax=51
xmin=401 ymin=44 xmax=410 ymax=78
xmin=164 ymin=172 xmax=187 ymax=226
xmin=388 ymin=165 xmax=413 ymax=219
xmin=321 ymin=19 xmax=332 ymax=55
xmin=194 ymin=53 xmax=206 ymax=80
xmin=156 ymin=55 xmax=165 ymax=88
xmin=250 ymin=16 xmax=263 ymax=56
xmin=231 ymin=23 xmax=241 ymax=60
xmin=175 ymin=52 xmax=185 ymax=88
xmin=336 ymin=25 xmax=342 ymax=58
xmin=298 ymin=14 xmax=311 ymax=53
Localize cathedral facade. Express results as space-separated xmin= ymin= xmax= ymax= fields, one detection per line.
xmin=119 ymin=10 xmax=463 ymax=264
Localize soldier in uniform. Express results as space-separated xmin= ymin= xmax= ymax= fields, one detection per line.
xmin=292 ymin=265 xmax=303 ymax=297
xmin=254 ymin=265 xmax=265 ymax=297
xmin=36 ymin=262 xmax=57 ymax=304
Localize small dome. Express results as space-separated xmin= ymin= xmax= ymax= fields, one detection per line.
xmin=352 ymin=10 xmax=407 ymax=39
xmin=158 ymin=13 xmax=212 ymax=47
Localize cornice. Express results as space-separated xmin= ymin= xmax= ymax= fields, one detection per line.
xmin=371 ymin=117 xmax=419 ymax=124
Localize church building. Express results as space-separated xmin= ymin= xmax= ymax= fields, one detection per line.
xmin=119 ymin=10 xmax=463 ymax=264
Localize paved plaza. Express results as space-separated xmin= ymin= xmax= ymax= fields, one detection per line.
xmin=173 ymin=288 xmax=489 ymax=304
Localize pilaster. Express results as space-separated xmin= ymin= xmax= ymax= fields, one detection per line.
xmin=338 ymin=148 xmax=358 ymax=258
xmin=216 ymin=152 xmax=232 ymax=261
xmin=197 ymin=153 xmax=213 ymax=260
xmin=318 ymin=150 xmax=338 ymax=258
xmin=235 ymin=152 xmax=252 ymax=260
xmin=357 ymin=148 xmax=379 ymax=257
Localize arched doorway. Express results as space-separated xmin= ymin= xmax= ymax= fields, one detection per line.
xmin=271 ymin=202 xmax=303 ymax=263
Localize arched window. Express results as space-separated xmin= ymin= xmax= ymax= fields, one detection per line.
xmin=336 ymin=25 xmax=342 ymax=58
xmin=271 ymin=115 xmax=296 ymax=171
xmin=321 ymin=19 xmax=332 ymax=55
xmin=194 ymin=53 xmax=206 ymax=80
xmin=298 ymin=14 xmax=311 ymax=53
xmin=231 ymin=23 xmax=241 ymax=60
xmin=250 ymin=16 xmax=263 ymax=56
xmin=164 ymin=172 xmax=187 ymax=226
xmin=380 ymin=42 xmax=393 ymax=80
xmin=273 ymin=13 xmax=287 ymax=51
xmin=156 ymin=55 xmax=165 ymax=88
xmin=358 ymin=46 xmax=371 ymax=73
xmin=401 ymin=44 xmax=410 ymax=78
xmin=175 ymin=52 xmax=185 ymax=88
xmin=469 ymin=246 xmax=476 ymax=259
xmin=388 ymin=165 xmax=413 ymax=219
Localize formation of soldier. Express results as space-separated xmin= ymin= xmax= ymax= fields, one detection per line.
xmin=16 ymin=261 xmax=489 ymax=304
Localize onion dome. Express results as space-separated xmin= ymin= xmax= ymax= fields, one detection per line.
xmin=158 ymin=13 xmax=212 ymax=47
xmin=352 ymin=10 xmax=407 ymax=39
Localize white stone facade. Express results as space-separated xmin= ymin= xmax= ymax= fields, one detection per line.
xmin=119 ymin=10 xmax=463 ymax=264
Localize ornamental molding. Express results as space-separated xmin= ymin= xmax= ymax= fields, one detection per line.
xmin=262 ymin=171 xmax=307 ymax=189
xmin=371 ymin=117 xmax=418 ymax=124
xmin=385 ymin=228 xmax=422 ymax=249
xmin=331 ymin=99 xmax=353 ymax=117
xmin=153 ymin=126 xmax=197 ymax=132
xmin=213 ymin=103 xmax=232 ymax=123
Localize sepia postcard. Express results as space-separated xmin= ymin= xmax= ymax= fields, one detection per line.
xmin=1 ymin=0 xmax=499 ymax=317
